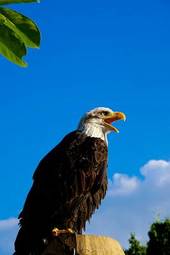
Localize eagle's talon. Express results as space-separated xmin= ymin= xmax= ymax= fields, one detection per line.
xmin=52 ymin=228 xmax=60 ymax=236
xmin=52 ymin=227 xmax=74 ymax=236
xmin=67 ymin=228 xmax=74 ymax=234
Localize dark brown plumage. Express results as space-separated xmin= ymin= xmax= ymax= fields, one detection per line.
xmin=14 ymin=131 xmax=108 ymax=255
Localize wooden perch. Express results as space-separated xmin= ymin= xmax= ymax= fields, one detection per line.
xmin=42 ymin=234 xmax=125 ymax=255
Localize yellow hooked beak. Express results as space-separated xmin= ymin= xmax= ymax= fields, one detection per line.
xmin=103 ymin=112 xmax=126 ymax=133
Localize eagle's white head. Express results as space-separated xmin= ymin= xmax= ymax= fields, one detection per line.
xmin=78 ymin=107 xmax=126 ymax=144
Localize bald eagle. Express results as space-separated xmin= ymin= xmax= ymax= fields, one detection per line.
xmin=14 ymin=107 xmax=126 ymax=255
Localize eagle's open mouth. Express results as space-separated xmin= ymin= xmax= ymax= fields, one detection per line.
xmin=103 ymin=112 xmax=126 ymax=132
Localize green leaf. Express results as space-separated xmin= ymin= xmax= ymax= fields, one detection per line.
xmin=0 ymin=7 xmax=40 ymax=48
xmin=0 ymin=14 xmax=27 ymax=67
xmin=0 ymin=0 xmax=39 ymax=5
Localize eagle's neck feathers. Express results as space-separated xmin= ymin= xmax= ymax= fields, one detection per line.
xmin=78 ymin=121 xmax=108 ymax=145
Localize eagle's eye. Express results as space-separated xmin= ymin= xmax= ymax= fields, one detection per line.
xmin=101 ymin=111 xmax=110 ymax=116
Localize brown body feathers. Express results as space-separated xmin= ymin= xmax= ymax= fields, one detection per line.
xmin=14 ymin=131 xmax=108 ymax=254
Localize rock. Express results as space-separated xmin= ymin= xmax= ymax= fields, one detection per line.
xmin=76 ymin=234 xmax=125 ymax=255
xmin=42 ymin=234 xmax=125 ymax=255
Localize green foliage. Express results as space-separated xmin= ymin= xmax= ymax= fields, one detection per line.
xmin=0 ymin=16 xmax=27 ymax=66
xmin=147 ymin=218 xmax=170 ymax=255
xmin=0 ymin=0 xmax=40 ymax=67
xmin=125 ymin=233 xmax=146 ymax=255
xmin=125 ymin=218 xmax=170 ymax=255
xmin=0 ymin=0 xmax=39 ymax=5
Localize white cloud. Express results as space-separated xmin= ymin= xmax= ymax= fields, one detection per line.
xmin=86 ymin=159 xmax=170 ymax=248
xmin=0 ymin=218 xmax=18 ymax=231
xmin=108 ymin=173 xmax=139 ymax=196
xmin=0 ymin=218 xmax=18 ymax=255
xmin=140 ymin=160 xmax=170 ymax=187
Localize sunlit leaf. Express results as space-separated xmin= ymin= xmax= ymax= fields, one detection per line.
xmin=0 ymin=7 xmax=40 ymax=48
xmin=0 ymin=0 xmax=39 ymax=5
xmin=0 ymin=13 xmax=27 ymax=67
xmin=0 ymin=0 xmax=40 ymax=66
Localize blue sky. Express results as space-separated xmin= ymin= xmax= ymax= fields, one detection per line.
xmin=0 ymin=0 xmax=170 ymax=253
